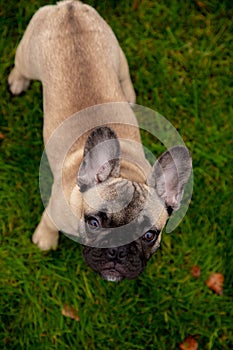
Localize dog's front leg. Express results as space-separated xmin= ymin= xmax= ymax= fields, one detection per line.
xmin=32 ymin=210 xmax=59 ymax=251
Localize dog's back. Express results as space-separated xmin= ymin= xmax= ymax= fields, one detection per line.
xmin=10 ymin=0 xmax=136 ymax=142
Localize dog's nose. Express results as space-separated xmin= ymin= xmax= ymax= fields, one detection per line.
xmin=107 ymin=247 xmax=127 ymax=261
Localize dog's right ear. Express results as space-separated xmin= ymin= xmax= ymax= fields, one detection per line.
xmin=77 ymin=126 xmax=121 ymax=192
xmin=149 ymin=146 xmax=192 ymax=212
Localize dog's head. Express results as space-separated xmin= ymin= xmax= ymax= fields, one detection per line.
xmin=75 ymin=126 xmax=192 ymax=281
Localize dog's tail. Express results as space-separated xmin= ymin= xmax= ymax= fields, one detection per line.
xmin=57 ymin=0 xmax=82 ymax=7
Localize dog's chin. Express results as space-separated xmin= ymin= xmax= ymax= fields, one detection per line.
xmin=99 ymin=264 xmax=145 ymax=282
xmin=101 ymin=269 xmax=124 ymax=282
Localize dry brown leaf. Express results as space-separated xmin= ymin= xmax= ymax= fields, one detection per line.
xmin=179 ymin=335 xmax=198 ymax=350
xmin=206 ymin=273 xmax=224 ymax=295
xmin=62 ymin=305 xmax=80 ymax=321
xmin=191 ymin=265 xmax=201 ymax=278
xmin=132 ymin=0 xmax=139 ymax=11
xmin=0 ymin=132 xmax=5 ymax=140
xmin=195 ymin=1 xmax=206 ymax=8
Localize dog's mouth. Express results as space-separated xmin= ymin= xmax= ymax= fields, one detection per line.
xmin=82 ymin=246 xmax=146 ymax=282
xmin=101 ymin=269 xmax=124 ymax=282
xmin=100 ymin=262 xmax=143 ymax=282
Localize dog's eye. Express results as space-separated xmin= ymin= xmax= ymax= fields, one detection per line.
xmin=143 ymin=230 xmax=159 ymax=243
xmin=86 ymin=216 xmax=100 ymax=230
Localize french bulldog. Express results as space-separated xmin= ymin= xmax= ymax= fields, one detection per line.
xmin=8 ymin=0 xmax=192 ymax=282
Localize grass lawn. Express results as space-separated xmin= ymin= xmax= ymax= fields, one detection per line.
xmin=0 ymin=0 xmax=232 ymax=349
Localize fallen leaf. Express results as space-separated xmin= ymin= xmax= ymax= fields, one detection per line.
xmin=206 ymin=273 xmax=224 ymax=295
xmin=132 ymin=0 xmax=139 ymax=11
xmin=62 ymin=305 xmax=80 ymax=321
xmin=191 ymin=265 xmax=201 ymax=278
xmin=0 ymin=132 xmax=5 ymax=139
xmin=196 ymin=1 xmax=206 ymax=8
xmin=179 ymin=335 xmax=198 ymax=350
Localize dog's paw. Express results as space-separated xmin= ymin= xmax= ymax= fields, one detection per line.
xmin=8 ymin=67 xmax=30 ymax=95
xmin=32 ymin=226 xmax=59 ymax=251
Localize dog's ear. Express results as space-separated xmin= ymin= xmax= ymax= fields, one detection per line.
xmin=77 ymin=126 xmax=120 ymax=192
xmin=149 ymin=146 xmax=192 ymax=212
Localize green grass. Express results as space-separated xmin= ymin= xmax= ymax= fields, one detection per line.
xmin=1 ymin=0 xmax=233 ymax=349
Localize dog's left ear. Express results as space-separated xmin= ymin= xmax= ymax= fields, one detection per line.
xmin=149 ymin=146 xmax=192 ymax=212
xmin=77 ymin=126 xmax=120 ymax=192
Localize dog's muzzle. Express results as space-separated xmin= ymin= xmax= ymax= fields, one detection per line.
xmin=82 ymin=244 xmax=146 ymax=282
